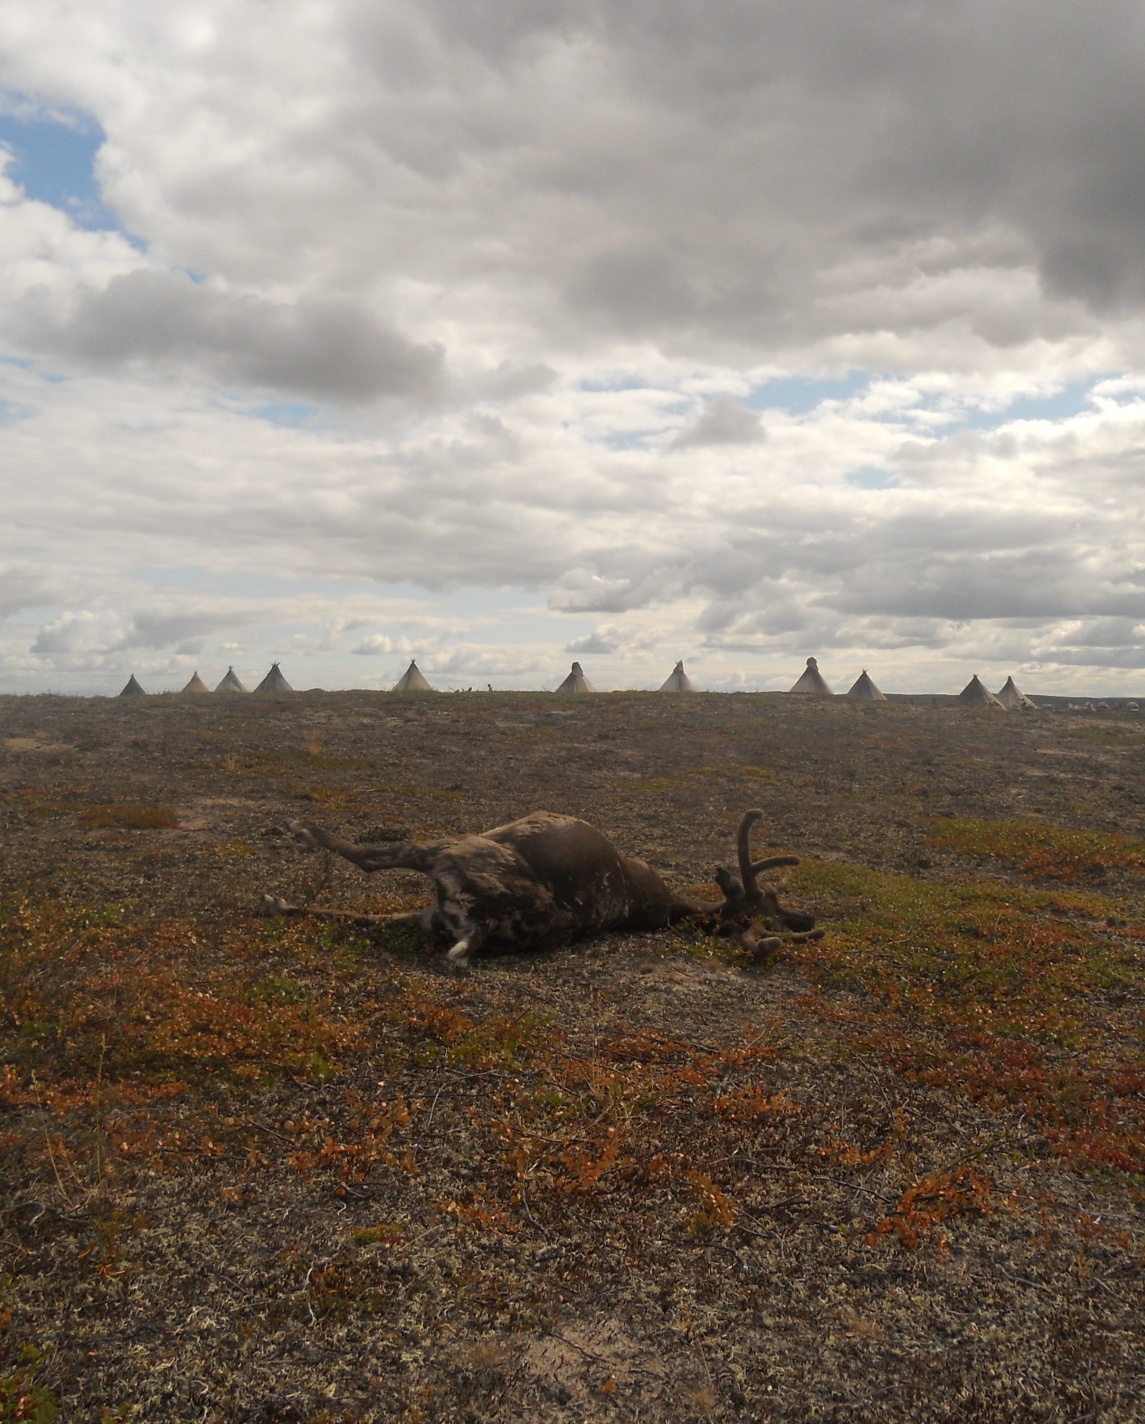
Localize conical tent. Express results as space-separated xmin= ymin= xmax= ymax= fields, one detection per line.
xmin=789 ymin=657 xmax=833 ymax=695
xmin=119 ymin=674 xmax=147 ymax=697
xmin=556 ymin=661 xmax=597 ymax=693
xmin=255 ymin=662 xmax=294 ymax=693
xmin=392 ymin=660 xmax=433 ymax=692
xmin=958 ymin=674 xmax=1003 ymax=708
xmin=659 ymin=660 xmax=696 ymax=692
xmin=215 ymin=667 xmax=248 ymax=694
xmin=995 ymin=676 xmax=1035 ymax=710
xmin=181 ymin=671 xmax=209 ymax=694
xmin=846 ymin=669 xmax=886 ymax=701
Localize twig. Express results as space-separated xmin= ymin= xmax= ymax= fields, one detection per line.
xmin=721 ymin=1156 xmax=893 ymax=1204
xmin=424 ymin=1085 xmax=446 ymax=1129
xmin=544 ymin=1329 xmax=662 ymax=1382
xmin=250 ymin=1120 xmax=298 ymax=1145
xmin=518 ymin=1187 xmax=551 ymax=1237
xmin=30 ymin=1072 xmax=75 ymax=1211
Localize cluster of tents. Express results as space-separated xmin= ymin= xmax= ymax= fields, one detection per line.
xmin=119 ymin=664 xmax=293 ymax=697
xmin=117 ymin=656 xmax=1042 ymax=704
xmin=787 ymin=657 xmax=1036 ymax=708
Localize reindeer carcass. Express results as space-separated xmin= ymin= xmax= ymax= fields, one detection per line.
xmin=262 ymin=808 xmax=819 ymax=962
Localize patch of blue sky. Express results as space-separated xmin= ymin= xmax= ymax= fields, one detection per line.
xmin=0 ymin=105 xmax=129 ymax=237
xmin=957 ymin=382 xmax=1097 ymax=429
xmin=0 ymin=398 xmax=32 ymax=424
xmin=254 ymin=402 xmax=320 ymax=428
xmin=746 ymin=372 xmax=869 ymax=413
xmin=846 ymin=465 xmax=897 ymax=489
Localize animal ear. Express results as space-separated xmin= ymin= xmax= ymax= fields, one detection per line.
xmin=714 ymin=865 xmax=742 ymax=898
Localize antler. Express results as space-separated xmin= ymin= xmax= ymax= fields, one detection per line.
xmin=736 ymin=808 xmax=800 ymax=902
xmin=712 ymin=809 xmax=800 ymax=917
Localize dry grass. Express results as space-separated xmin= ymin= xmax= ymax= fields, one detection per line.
xmin=2 ymin=691 xmax=1144 ymax=1420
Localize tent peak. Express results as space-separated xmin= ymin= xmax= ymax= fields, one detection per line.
xmin=790 ymin=656 xmax=833 ymax=695
xmin=214 ymin=667 xmax=248 ymax=694
xmin=659 ymin=659 xmax=696 ymax=692
xmin=393 ymin=660 xmax=434 ymax=692
xmin=255 ymin=662 xmax=294 ymax=694
xmin=846 ymin=669 xmax=886 ymax=701
xmin=556 ymin=661 xmax=597 ymax=693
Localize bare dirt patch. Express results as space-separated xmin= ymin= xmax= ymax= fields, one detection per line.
xmin=1 ymin=691 xmax=1143 ymax=1421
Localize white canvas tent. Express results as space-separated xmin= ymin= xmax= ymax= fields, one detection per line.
xmin=393 ymin=660 xmax=433 ymax=692
xmin=846 ymin=669 xmax=886 ymax=701
xmin=789 ymin=657 xmax=833 ymax=695
xmin=958 ymin=674 xmax=1003 ymax=708
xmin=659 ymin=660 xmax=696 ymax=692
xmin=181 ymin=671 xmax=209 ymax=694
xmin=995 ymin=676 xmax=1035 ymax=710
xmin=255 ymin=662 xmax=294 ymax=693
xmin=556 ymin=661 xmax=597 ymax=693
xmin=215 ymin=667 xmax=248 ymax=694
xmin=119 ymin=674 xmax=147 ymax=697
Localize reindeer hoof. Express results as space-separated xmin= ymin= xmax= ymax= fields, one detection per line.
xmin=285 ymin=820 xmax=318 ymax=849
xmin=258 ymin=893 xmax=294 ymax=916
xmin=740 ymin=930 xmax=783 ymax=959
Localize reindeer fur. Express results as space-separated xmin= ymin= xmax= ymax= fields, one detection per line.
xmin=263 ymin=808 xmax=819 ymax=962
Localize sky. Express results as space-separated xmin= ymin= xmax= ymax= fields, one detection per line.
xmin=4 ymin=3 xmax=1145 ymax=695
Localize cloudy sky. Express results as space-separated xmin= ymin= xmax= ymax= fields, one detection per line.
xmin=4 ymin=1 xmax=1145 ymax=695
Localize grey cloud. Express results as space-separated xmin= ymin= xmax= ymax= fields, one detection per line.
xmin=353 ymin=0 xmax=1145 ymax=347
xmin=0 ymin=565 xmax=52 ymax=619
xmin=114 ymin=608 xmax=256 ymax=650
xmin=14 ymin=270 xmax=444 ymax=404
xmin=670 ymin=396 xmax=765 ymax=449
xmin=353 ymin=634 xmax=398 ymax=655
xmin=566 ymin=628 xmax=619 ymax=654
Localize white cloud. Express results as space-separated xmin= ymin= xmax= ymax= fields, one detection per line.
xmin=6 ymin=3 xmax=1145 ymax=694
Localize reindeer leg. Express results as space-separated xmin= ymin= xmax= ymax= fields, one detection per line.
xmin=257 ymin=894 xmax=423 ymax=930
xmin=286 ymin=820 xmax=430 ymax=874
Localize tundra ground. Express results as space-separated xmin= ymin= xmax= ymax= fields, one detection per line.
xmin=1 ymin=690 xmax=1143 ymax=1422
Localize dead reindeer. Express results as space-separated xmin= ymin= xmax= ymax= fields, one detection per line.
xmin=260 ymin=807 xmax=820 ymax=964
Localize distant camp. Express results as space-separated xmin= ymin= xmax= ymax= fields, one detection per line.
xmin=255 ymin=662 xmax=294 ymax=694
xmin=659 ymin=660 xmax=696 ymax=692
xmin=215 ymin=667 xmax=248 ymax=694
xmin=393 ymin=660 xmax=434 ymax=692
xmin=959 ymin=674 xmax=1003 ymax=708
xmin=846 ymin=669 xmax=885 ymax=701
xmin=789 ymin=657 xmax=833 ymax=695
xmin=556 ymin=661 xmax=597 ymax=694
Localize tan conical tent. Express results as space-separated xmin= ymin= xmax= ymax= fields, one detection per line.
xmin=789 ymin=657 xmax=833 ymax=695
xmin=119 ymin=674 xmax=147 ymax=697
xmin=215 ymin=667 xmax=248 ymax=694
xmin=959 ymin=674 xmax=1003 ymax=708
xmin=255 ymin=662 xmax=294 ymax=693
xmin=659 ymin=660 xmax=696 ymax=692
xmin=996 ymin=676 xmax=1035 ymax=710
xmin=393 ymin=660 xmax=433 ymax=692
xmin=181 ymin=671 xmax=209 ymax=694
xmin=846 ymin=669 xmax=886 ymax=701
xmin=556 ymin=661 xmax=597 ymax=693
